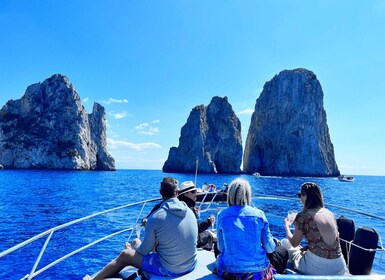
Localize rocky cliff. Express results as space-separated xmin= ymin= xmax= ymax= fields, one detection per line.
xmin=163 ymin=96 xmax=242 ymax=173
xmin=243 ymin=68 xmax=339 ymax=177
xmin=0 ymin=74 xmax=115 ymax=170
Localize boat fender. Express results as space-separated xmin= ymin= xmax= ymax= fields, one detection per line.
xmin=349 ymin=226 xmax=379 ymax=275
xmin=337 ymin=216 xmax=355 ymax=264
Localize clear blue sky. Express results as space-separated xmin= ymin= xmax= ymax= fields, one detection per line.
xmin=1 ymin=1 xmax=384 ymax=175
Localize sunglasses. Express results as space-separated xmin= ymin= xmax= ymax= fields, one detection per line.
xmin=297 ymin=193 xmax=305 ymax=198
xmin=190 ymin=190 xmax=197 ymax=194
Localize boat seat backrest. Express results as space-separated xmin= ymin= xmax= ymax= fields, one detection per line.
xmin=337 ymin=216 xmax=355 ymax=264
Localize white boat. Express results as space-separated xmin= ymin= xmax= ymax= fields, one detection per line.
xmin=338 ymin=175 xmax=355 ymax=182
xmin=1 ymin=195 xmax=385 ymax=279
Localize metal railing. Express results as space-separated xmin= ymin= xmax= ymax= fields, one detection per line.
xmin=0 ymin=197 xmax=161 ymax=280
xmin=2 ymin=194 xmax=385 ymax=279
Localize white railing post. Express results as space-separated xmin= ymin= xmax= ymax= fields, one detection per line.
xmin=28 ymin=231 xmax=54 ymax=280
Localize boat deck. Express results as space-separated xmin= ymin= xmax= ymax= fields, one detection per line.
xmin=3 ymin=196 xmax=385 ymax=279
xmin=105 ymin=249 xmax=385 ymax=280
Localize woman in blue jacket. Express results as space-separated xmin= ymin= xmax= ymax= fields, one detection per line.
xmin=214 ymin=178 xmax=286 ymax=279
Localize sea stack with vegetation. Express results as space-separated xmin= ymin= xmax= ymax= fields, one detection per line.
xmin=163 ymin=96 xmax=242 ymax=174
xmin=243 ymin=68 xmax=340 ymax=177
xmin=0 ymin=74 xmax=115 ymax=171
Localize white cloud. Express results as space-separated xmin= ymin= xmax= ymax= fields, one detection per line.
xmin=83 ymin=97 xmax=89 ymax=103
xmin=107 ymin=138 xmax=161 ymax=151
xmin=135 ymin=120 xmax=160 ymax=135
xmin=135 ymin=123 xmax=149 ymax=129
xmin=138 ymin=127 xmax=159 ymax=135
xmin=102 ymin=98 xmax=129 ymax=104
xmin=238 ymin=108 xmax=254 ymax=115
xmin=113 ymin=111 xmax=128 ymax=119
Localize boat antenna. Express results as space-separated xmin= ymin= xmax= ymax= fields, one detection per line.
xmin=194 ymin=157 xmax=199 ymax=187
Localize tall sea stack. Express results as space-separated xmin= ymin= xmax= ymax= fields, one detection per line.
xmin=243 ymin=68 xmax=339 ymax=177
xmin=163 ymin=96 xmax=242 ymax=173
xmin=0 ymin=74 xmax=115 ymax=170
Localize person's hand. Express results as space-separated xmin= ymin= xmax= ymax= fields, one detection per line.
xmin=125 ymin=242 xmax=132 ymax=249
xmin=284 ymin=217 xmax=292 ymax=228
xmin=208 ymin=215 xmax=215 ymax=225
xmin=273 ymin=237 xmax=281 ymax=246
xmin=131 ymin=238 xmax=141 ymax=249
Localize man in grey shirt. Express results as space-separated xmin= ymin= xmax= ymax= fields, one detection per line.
xmin=84 ymin=177 xmax=197 ymax=280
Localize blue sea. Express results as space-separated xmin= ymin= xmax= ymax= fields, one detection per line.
xmin=1 ymin=170 xmax=385 ymax=279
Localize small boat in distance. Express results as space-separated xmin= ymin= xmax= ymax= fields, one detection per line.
xmin=338 ymin=175 xmax=355 ymax=182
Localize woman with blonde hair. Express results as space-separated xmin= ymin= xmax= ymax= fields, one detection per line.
xmin=214 ymin=178 xmax=287 ymax=279
xmin=282 ymin=182 xmax=347 ymax=275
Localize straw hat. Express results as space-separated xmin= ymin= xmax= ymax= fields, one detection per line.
xmin=178 ymin=181 xmax=197 ymax=196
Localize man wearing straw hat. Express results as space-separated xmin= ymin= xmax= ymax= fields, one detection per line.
xmin=178 ymin=181 xmax=217 ymax=251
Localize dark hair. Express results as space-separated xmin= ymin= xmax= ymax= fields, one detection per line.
xmin=160 ymin=177 xmax=179 ymax=199
xmin=300 ymin=182 xmax=324 ymax=209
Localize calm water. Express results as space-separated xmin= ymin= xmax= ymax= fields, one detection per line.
xmin=0 ymin=170 xmax=384 ymax=279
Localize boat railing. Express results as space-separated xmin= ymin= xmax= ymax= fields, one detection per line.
xmin=198 ymin=191 xmax=220 ymax=212
xmin=2 ymin=194 xmax=385 ymax=279
xmin=0 ymin=197 xmax=161 ymax=280
xmin=254 ymin=193 xmax=385 ymax=222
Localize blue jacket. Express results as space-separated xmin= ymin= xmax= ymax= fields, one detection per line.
xmin=216 ymin=205 xmax=276 ymax=273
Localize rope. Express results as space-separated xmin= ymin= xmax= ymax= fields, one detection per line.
xmin=339 ymin=237 xmax=384 ymax=253
xmin=378 ymin=232 xmax=385 ymax=269
xmin=339 ymin=238 xmax=352 ymax=267
xmin=127 ymin=202 xmax=147 ymax=242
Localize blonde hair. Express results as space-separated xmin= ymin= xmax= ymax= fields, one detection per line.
xmin=227 ymin=178 xmax=252 ymax=206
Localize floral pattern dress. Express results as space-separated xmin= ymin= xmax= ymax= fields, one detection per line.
xmin=294 ymin=208 xmax=342 ymax=259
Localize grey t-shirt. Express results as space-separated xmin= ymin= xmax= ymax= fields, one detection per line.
xmin=137 ymin=198 xmax=198 ymax=273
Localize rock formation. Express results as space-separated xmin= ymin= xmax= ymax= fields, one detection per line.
xmin=243 ymin=68 xmax=339 ymax=177
xmin=0 ymin=74 xmax=115 ymax=170
xmin=163 ymin=96 xmax=242 ymax=173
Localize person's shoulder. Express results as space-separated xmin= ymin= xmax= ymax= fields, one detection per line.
xmin=150 ymin=207 xmax=166 ymax=220
xmin=218 ymin=206 xmax=231 ymax=216
xmin=150 ymin=202 xmax=169 ymax=217
xmin=297 ymin=210 xmax=307 ymax=216
xmin=185 ymin=207 xmax=196 ymax=218
xmin=319 ymin=207 xmax=335 ymax=218
xmin=243 ymin=205 xmax=262 ymax=213
xmin=249 ymin=206 xmax=268 ymax=219
xmin=297 ymin=210 xmax=313 ymax=221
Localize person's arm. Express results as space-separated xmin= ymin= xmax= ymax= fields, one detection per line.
xmin=198 ymin=218 xmax=211 ymax=232
xmin=136 ymin=218 xmax=157 ymax=255
xmin=261 ymin=214 xmax=276 ymax=254
xmin=284 ymin=217 xmax=303 ymax=247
